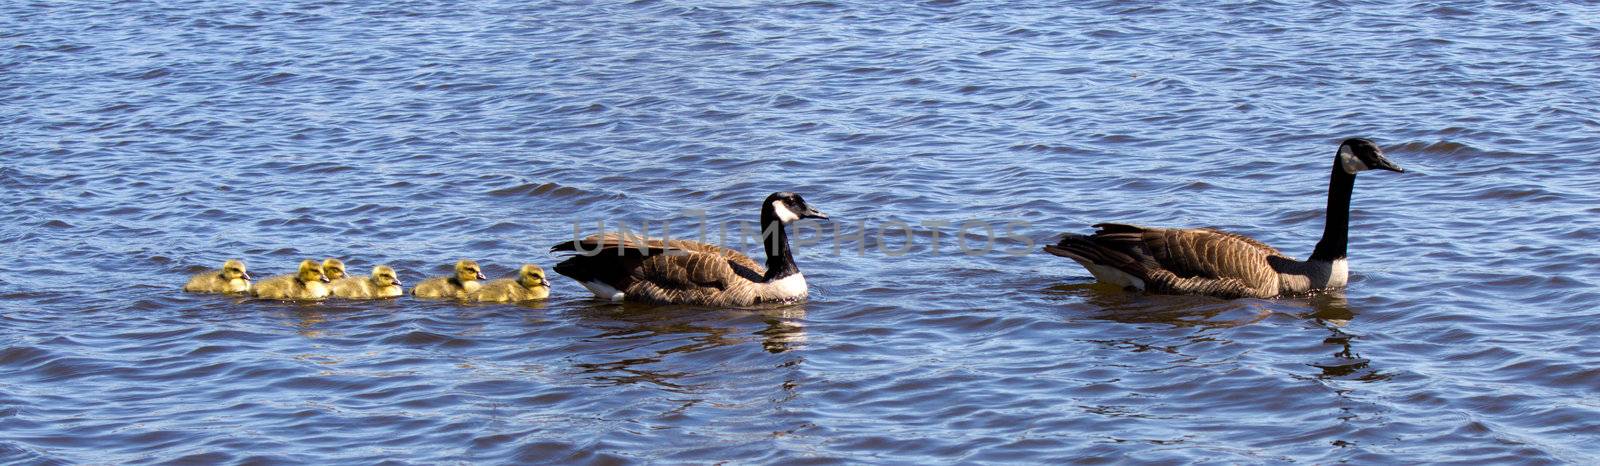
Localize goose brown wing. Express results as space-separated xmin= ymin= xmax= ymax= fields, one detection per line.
xmin=1126 ymin=225 xmax=1287 ymax=279
xmin=551 ymin=233 xmax=765 ymax=273
xmin=551 ymin=233 xmax=768 ymax=304
xmin=1098 ymin=223 xmax=1286 ymax=296
xmin=1049 ymin=223 xmax=1287 ymax=298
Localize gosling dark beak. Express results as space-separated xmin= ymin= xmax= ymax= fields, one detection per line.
xmin=320 ymin=276 xmax=331 ymax=283
xmin=1370 ymin=151 xmax=1405 ymax=173
xmin=394 ymin=280 xmax=404 ymax=287
xmin=476 ymin=272 xmax=487 ymax=280
xmin=242 ymin=272 xmax=252 ymax=280
xmin=802 ymin=207 xmax=829 ymax=220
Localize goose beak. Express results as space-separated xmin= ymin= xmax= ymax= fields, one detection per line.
xmin=802 ymin=207 xmax=829 ymax=220
xmin=394 ymin=280 xmax=404 ymax=287
xmin=242 ymin=272 xmax=252 ymax=280
xmin=477 ymin=272 xmax=487 ymax=280
xmin=1370 ymin=152 xmax=1405 ymax=173
xmin=321 ymin=276 xmax=331 ymax=283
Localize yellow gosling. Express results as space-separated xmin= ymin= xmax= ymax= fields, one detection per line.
xmin=252 ymin=259 xmax=331 ymax=300
xmin=321 ymin=258 xmax=346 ymax=281
xmin=469 ymin=264 xmax=551 ymax=303
xmin=183 ymin=259 xmax=252 ymax=294
xmin=412 ymin=259 xmax=485 ymax=299
xmin=330 ymin=265 xmax=404 ymax=299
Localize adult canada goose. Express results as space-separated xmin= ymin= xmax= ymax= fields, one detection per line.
xmin=412 ymin=259 xmax=486 ymax=299
xmin=1044 ymin=138 xmax=1404 ymax=299
xmin=550 ymin=191 xmax=828 ymax=306
xmin=183 ymin=259 xmax=252 ymax=294
xmin=252 ymin=259 xmax=331 ymax=300
xmin=468 ymin=264 xmax=551 ymax=302
xmin=330 ymin=265 xmax=404 ymax=299
xmin=321 ymin=258 xmax=347 ymax=281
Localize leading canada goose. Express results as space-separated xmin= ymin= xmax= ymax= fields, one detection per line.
xmin=183 ymin=259 xmax=252 ymax=294
xmin=1045 ymin=138 xmax=1405 ymax=299
xmin=321 ymin=258 xmax=347 ymax=281
xmin=252 ymin=259 xmax=331 ymax=300
xmin=412 ymin=259 xmax=486 ymax=299
xmin=330 ymin=265 xmax=404 ymax=299
xmin=468 ymin=264 xmax=551 ymax=303
xmin=550 ymin=191 xmax=828 ymax=306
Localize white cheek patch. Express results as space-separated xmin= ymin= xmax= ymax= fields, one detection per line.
xmin=772 ymin=201 xmax=800 ymax=223
xmin=1338 ymin=146 xmax=1370 ymax=174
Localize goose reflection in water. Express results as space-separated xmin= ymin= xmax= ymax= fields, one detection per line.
xmin=567 ymin=303 xmax=808 ymax=390
xmin=1304 ymin=293 xmax=1388 ymax=382
xmin=1045 ymin=283 xmax=1386 ymax=381
xmin=1044 ymin=282 xmax=1275 ymax=328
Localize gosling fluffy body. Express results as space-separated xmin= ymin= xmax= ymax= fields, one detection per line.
xmin=252 ymin=259 xmax=332 ymax=300
xmin=412 ymin=259 xmax=486 ymax=299
xmin=330 ymin=265 xmax=404 ymax=299
xmin=469 ymin=264 xmax=550 ymax=302
xmin=183 ymin=259 xmax=252 ymax=294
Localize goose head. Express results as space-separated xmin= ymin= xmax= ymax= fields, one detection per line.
xmin=1337 ymin=138 xmax=1405 ymax=175
xmin=372 ymin=265 xmax=402 ymax=287
xmin=763 ymin=192 xmax=829 ymax=224
xmin=221 ymin=259 xmax=251 ymax=281
xmin=321 ymin=258 xmax=346 ymax=281
xmin=296 ymin=259 xmax=330 ymax=284
xmin=516 ymin=264 xmax=550 ymax=290
xmin=455 ymin=259 xmax=486 ymax=282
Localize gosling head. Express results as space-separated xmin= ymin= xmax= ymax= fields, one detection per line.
xmin=455 ymin=259 xmax=486 ymax=282
xmin=1337 ymin=138 xmax=1405 ymax=175
xmin=372 ymin=265 xmax=402 ymax=287
xmin=296 ymin=259 xmax=330 ymax=284
xmin=321 ymin=258 xmax=346 ymax=281
xmin=221 ymin=259 xmax=251 ymax=281
xmin=763 ymin=191 xmax=829 ymax=225
xmin=517 ymin=264 xmax=549 ymax=290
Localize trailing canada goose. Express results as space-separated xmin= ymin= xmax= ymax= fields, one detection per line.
xmin=252 ymin=259 xmax=331 ymax=300
xmin=330 ymin=265 xmax=404 ymax=299
xmin=468 ymin=264 xmax=551 ymax=302
xmin=1044 ymin=138 xmax=1405 ymax=299
xmin=183 ymin=259 xmax=252 ymax=294
xmin=550 ymin=191 xmax=828 ymax=306
xmin=321 ymin=258 xmax=347 ymax=281
xmin=412 ymin=259 xmax=486 ymax=299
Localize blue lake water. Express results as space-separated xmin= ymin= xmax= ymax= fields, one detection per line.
xmin=3 ymin=0 xmax=1599 ymax=463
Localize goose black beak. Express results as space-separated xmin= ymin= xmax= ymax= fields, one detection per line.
xmin=1371 ymin=152 xmax=1405 ymax=173
xmin=476 ymin=272 xmax=487 ymax=280
xmin=320 ymin=276 xmax=331 ymax=283
xmin=394 ymin=280 xmax=404 ymax=287
xmin=242 ymin=272 xmax=252 ymax=280
xmin=803 ymin=208 xmax=829 ymax=220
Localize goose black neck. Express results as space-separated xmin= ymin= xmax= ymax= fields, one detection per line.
xmin=1310 ymin=165 xmax=1355 ymax=262
xmin=759 ymin=210 xmax=799 ymax=281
